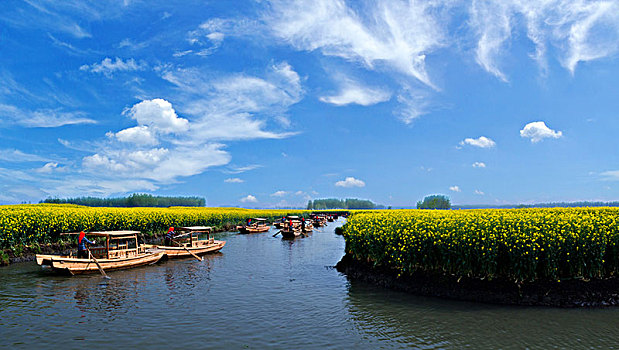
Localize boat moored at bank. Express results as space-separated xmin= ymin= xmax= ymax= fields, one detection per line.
xmin=144 ymin=226 xmax=225 ymax=258
xmin=36 ymin=231 xmax=164 ymax=275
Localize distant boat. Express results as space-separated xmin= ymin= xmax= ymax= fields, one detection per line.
xmin=279 ymin=216 xmax=312 ymax=238
xmin=238 ymin=218 xmax=270 ymax=234
xmin=143 ymin=226 xmax=225 ymax=259
xmin=36 ymin=231 xmax=164 ymax=275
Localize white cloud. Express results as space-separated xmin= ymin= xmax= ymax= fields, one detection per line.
xmin=80 ymin=57 xmax=146 ymax=77
xmin=107 ymin=99 xmax=190 ymax=147
xmin=319 ymin=75 xmax=391 ymax=106
xmin=335 ymin=176 xmax=365 ymax=188
xmin=475 ymin=189 xmax=485 ymax=195
xmin=124 ymin=99 xmax=189 ymax=134
xmin=520 ymin=121 xmax=562 ymax=143
xmin=271 ymin=190 xmax=288 ymax=197
xmin=110 ymin=126 xmax=158 ymax=146
xmin=36 ymin=162 xmax=59 ymax=174
xmin=472 ymin=162 xmax=486 ymax=168
xmin=224 ymin=178 xmax=244 ymax=183
xmin=84 ymin=144 xmax=230 ymax=183
xmin=160 ymin=62 xmax=302 ymax=141
xmin=460 ymin=136 xmax=496 ymax=148
xmin=240 ymin=194 xmax=258 ymax=203
xmin=449 ymin=185 xmax=461 ymax=192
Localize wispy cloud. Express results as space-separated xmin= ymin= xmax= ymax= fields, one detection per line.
xmin=0 ymin=149 xmax=50 ymax=162
xmin=520 ymin=121 xmax=562 ymax=143
xmin=599 ymin=170 xmax=619 ymax=181
xmin=475 ymin=189 xmax=485 ymax=195
xmin=80 ymin=57 xmax=147 ymax=77
xmin=469 ymin=0 xmax=619 ymax=79
xmin=460 ymin=136 xmax=496 ymax=149
xmin=265 ymin=0 xmax=446 ymax=88
xmin=224 ymin=164 xmax=263 ymax=174
xmin=472 ymin=162 xmax=486 ymax=168
xmin=224 ymin=177 xmax=244 ymax=183
xmin=319 ymin=75 xmax=391 ymax=106
xmin=449 ymin=185 xmax=461 ymax=192
xmin=271 ymin=190 xmax=288 ymax=197
xmin=0 ymin=104 xmax=96 ymax=128
xmin=335 ymin=176 xmax=365 ymax=188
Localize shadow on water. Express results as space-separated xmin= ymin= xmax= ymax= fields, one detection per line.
xmin=345 ymin=279 xmax=619 ymax=349
xmin=3 ymin=219 xmax=619 ymax=349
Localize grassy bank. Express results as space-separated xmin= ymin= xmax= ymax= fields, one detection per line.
xmin=342 ymin=208 xmax=619 ymax=282
xmin=0 ymin=204 xmax=310 ymax=251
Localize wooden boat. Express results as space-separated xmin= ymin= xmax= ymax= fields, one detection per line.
xmin=312 ymin=216 xmax=326 ymax=227
xmin=143 ymin=226 xmax=225 ymax=258
xmin=279 ymin=217 xmax=312 ymax=238
xmin=327 ymin=216 xmax=335 ymax=222
xmin=36 ymin=231 xmax=164 ymax=275
xmin=237 ymin=218 xmax=270 ymax=234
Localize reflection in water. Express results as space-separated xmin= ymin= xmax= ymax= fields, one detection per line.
xmin=72 ymin=275 xmax=141 ymax=320
xmin=2 ymin=221 xmax=619 ymax=349
xmin=346 ymin=279 xmax=619 ymax=349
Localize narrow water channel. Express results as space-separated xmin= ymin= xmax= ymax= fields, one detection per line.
xmin=1 ymin=219 xmax=618 ymax=349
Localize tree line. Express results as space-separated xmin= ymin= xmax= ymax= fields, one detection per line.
xmin=41 ymin=193 xmax=206 ymax=207
xmin=307 ymin=198 xmax=378 ymax=210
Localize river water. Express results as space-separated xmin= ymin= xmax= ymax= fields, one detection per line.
xmin=1 ymin=219 xmax=619 ymax=349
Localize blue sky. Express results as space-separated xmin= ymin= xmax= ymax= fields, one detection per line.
xmin=1 ymin=0 xmax=618 ymax=207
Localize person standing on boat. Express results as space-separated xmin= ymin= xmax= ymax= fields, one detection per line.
xmin=165 ymin=227 xmax=175 ymax=246
xmin=77 ymin=231 xmax=95 ymax=259
xmin=246 ymin=218 xmax=252 ymax=227
xmin=301 ymin=218 xmax=306 ymax=233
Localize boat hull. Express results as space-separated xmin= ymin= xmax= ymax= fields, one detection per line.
xmin=36 ymin=251 xmax=165 ymax=275
xmin=238 ymin=225 xmax=270 ymax=234
xmin=144 ymin=240 xmax=226 ymax=258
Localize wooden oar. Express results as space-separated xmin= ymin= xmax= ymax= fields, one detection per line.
xmin=86 ymin=246 xmax=110 ymax=279
xmin=172 ymin=240 xmax=202 ymax=261
xmin=272 ymin=230 xmax=281 ymax=237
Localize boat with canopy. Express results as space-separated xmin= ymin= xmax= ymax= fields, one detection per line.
xmin=36 ymin=231 xmax=164 ymax=275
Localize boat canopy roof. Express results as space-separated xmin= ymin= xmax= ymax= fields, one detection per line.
xmin=88 ymin=230 xmax=140 ymax=238
xmin=180 ymin=226 xmax=212 ymax=231
xmin=251 ymin=218 xmax=267 ymax=221
xmin=286 ymin=216 xmax=300 ymax=219
xmin=89 ymin=230 xmax=140 ymax=235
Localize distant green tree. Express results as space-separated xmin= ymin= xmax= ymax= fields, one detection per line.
xmin=41 ymin=194 xmax=205 ymax=207
xmin=417 ymin=195 xmax=451 ymax=209
xmin=307 ymin=198 xmax=377 ymax=209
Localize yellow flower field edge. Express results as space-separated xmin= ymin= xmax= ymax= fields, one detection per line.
xmin=0 ymin=204 xmax=310 ymax=250
xmin=342 ymin=208 xmax=619 ymax=282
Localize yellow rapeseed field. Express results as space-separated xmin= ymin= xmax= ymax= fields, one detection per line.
xmin=0 ymin=204 xmax=308 ymax=248
xmin=343 ymin=208 xmax=619 ymax=282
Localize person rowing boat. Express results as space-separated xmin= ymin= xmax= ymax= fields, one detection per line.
xmin=77 ymin=231 xmax=95 ymax=259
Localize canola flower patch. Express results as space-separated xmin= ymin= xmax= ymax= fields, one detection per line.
xmin=342 ymin=208 xmax=619 ymax=282
xmin=0 ymin=204 xmax=306 ymax=249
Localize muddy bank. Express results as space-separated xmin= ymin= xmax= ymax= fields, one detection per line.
xmin=336 ymin=253 xmax=619 ymax=307
xmin=1 ymin=224 xmax=239 ymax=266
